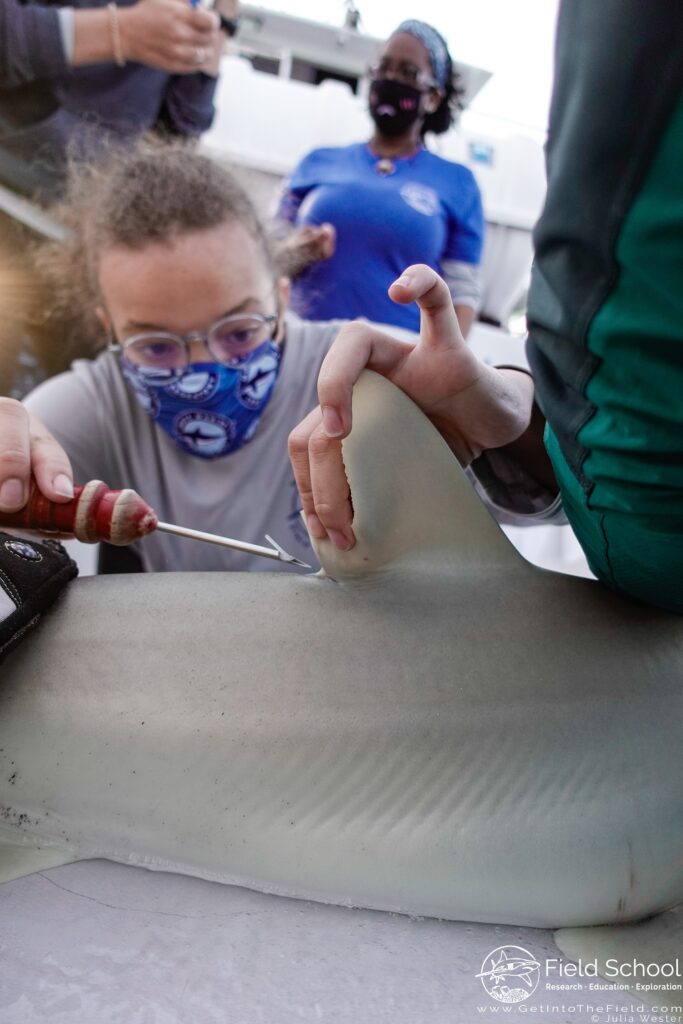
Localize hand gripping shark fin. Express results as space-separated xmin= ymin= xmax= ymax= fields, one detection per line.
xmin=310 ymin=370 xmax=523 ymax=581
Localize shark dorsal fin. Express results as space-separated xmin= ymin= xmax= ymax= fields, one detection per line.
xmin=312 ymin=370 xmax=525 ymax=580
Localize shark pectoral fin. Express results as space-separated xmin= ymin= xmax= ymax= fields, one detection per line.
xmin=0 ymin=834 xmax=76 ymax=883
xmin=311 ymin=370 xmax=524 ymax=580
xmin=555 ymin=905 xmax=683 ymax=1005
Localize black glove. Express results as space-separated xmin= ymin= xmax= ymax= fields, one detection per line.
xmin=0 ymin=533 xmax=78 ymax=663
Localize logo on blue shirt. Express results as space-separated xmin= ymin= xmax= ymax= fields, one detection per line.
xmin=399 ymin=183 xmax=440 ymax=216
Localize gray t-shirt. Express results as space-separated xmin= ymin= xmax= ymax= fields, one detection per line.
xmin=24 ymin=316 xmax=343 ymax=573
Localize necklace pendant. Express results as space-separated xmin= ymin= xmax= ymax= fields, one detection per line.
xmin=375 ymin=158 xmax=396 ymax=177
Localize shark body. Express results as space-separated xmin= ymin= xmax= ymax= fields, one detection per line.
xmin=0 ymin=372 xmax=681 ymax=929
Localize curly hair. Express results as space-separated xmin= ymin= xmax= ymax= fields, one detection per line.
xmin=422 ymin=56 xmax=465 ymax=137
xmin=33 ymin=138 xmax=275 ymax=360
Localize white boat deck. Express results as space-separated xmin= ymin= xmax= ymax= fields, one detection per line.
xmin=0 ymin=859 xmax=650 ymax=1024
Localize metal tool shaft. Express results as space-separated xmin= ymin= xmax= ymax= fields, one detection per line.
xmin=0 ymin=475 xmax=310 ymax=568
xmin=155 ymin=521 xmax=309 ymax=567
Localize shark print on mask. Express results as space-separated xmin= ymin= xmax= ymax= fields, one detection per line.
xmin=121 ymin=340 xmax=281 ymax=460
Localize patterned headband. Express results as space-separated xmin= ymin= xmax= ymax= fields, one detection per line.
xmin=393 ymin=20 xmax=450 ymax=89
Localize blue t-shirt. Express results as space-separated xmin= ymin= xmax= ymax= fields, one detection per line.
xmin=277 ymin=142 xmax=484 ymax=331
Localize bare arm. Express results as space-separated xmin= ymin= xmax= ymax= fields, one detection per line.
xmin=0 ymin=0 xmax=221 ymax=83
xmin=72 ymin=0 xmax=220 ymax=74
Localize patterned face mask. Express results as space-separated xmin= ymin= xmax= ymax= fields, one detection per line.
xmin=121 ymin=339 xmax=282 ymax=460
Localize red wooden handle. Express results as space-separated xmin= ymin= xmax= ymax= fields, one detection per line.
xmin=0 ymin=479 xmax=158 ymax=546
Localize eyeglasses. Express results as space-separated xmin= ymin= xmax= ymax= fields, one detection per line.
xmin=368 ymin=59 xmax=437 ymax=90
xmin=108 ymin=312 xmax=279 ymax=383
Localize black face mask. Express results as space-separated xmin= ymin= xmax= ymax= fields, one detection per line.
xmin=369 ymin=78 xmax=423 ymax=137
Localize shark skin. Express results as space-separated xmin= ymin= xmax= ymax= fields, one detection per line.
xmin=0 ymin=371 xmax=681 ymax=930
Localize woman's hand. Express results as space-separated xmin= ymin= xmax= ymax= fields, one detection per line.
xmin=277 ymin=224 xmax=337 ymax=278
xmin=0 ymin=399 xmax=74 ymax=513
xmin=72 ymin=0 xmax=222 ymax=73
xmin=288 ymin=264 xmax=536 ymax=550
xmin=119 ymin=0 xmax=222 ymax=74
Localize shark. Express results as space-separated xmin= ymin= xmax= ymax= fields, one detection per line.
xmin=0 ymin=371 xmax=681 ymax=945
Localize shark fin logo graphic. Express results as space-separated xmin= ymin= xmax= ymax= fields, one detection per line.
xmin=477 ymin=945 xmax=541 ymax=1004
xmin=167 ymin=370 xmax=219 ymax=402
xmin=238 ymin=352 xmax=279 ymax=410
xmin=174 ymin=411 xmax=235 ymax=458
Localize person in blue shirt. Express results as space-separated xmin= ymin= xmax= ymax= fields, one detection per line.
xmin=275 ymin=20 xmax=484 ymax=338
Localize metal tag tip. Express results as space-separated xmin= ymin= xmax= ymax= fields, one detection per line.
xmin=264 ymin=534 xmax=311 ymax=569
